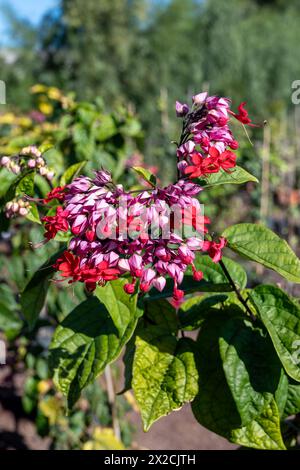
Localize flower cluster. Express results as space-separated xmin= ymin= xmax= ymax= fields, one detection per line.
xmin=39 ymin=92 xmax=255 ymax=300
xmin=1 ymin=146 xmax=54 ymax=180
xmin=175 ymin=93 xmax=254 ymax=179
xmin=5 ymin=198 xmax=31 ymax=218
xmin=42 ymin=170 xmax=221 ymax=298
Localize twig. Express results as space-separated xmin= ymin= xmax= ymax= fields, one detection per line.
xmin=219 ymin=259 xmax=256 ymax=321
xmin=104 ymin=365 xmax=121 ymax=441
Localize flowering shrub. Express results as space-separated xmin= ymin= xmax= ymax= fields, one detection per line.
xmin=1 ymin=90 xmax=300 ymax=449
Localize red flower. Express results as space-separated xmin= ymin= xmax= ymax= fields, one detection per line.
xmin=44 ymin=186 xmax=66 ymax=204
xmin=42 ymin=207 xmax=69 ymax=240
xmin=202 ymin=237 xmax=227 ymax=263
xmin=209 ymin=147 xmax=236 ymax=173
xmin=184 ymin=151 xmax=219 ymax=178
xmin=55 ymin=253 xmax=120 ymax=291
xmin=229 ymin=102 xmax=258 ymax=127
xmin=55 ymin=251 xmax=81 ymax=281
xmin=80 ymin=261 xmax=120 ymax=291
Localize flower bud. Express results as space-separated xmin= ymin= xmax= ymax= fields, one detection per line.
xmin=94 ymin=169 xmax=112 ymax=186
xmin=27 ymin=158 xmax=36 ymax=168
xmin=19 ymin=207 xmax=29 ymax=216
xmin=192 ymin=92 xmax=208 ymax=106
xmin=11 ymin=164 xmax=21 ymax=175
xmin=36 ymin=157 xmax=45 ymax=167
xmin=20 ymin=146 xmax=42 ymax=158
xmin=46 ymin=170 xmax=55 ymax=181
xmin=230 ymin=140 xmax=239 ymax=150
xmin=12 ymin=202 xmax=19 ymax=213
xmin=140 ymin=282 xmax=151 ymax=293
xmin=175 ymin=101 xmax=189 ymax=117
xmin=124 ymin=283 xmax=135 ymax=294
xmin=1 ymin=156 xmax=10 ymax=167
xmin=173 ymin=288 xmax=184 ymax=301
xmin=39 ymin=166 xmax=48 ymax=176
xmin=193 ymin=269 xmax=203 ymax=281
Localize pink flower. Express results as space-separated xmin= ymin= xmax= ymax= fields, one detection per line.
xmin=175 ymin=101 xmax=189 ymax=117
xmin=192 ymin=92 xmax=208 ymax=106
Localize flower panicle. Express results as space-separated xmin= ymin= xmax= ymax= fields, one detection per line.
xmin=37 ymin=92 xmax=257 ymax=301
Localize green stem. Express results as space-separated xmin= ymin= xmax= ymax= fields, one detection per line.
xmin=219 ymin=259 xmax=256 ymax=321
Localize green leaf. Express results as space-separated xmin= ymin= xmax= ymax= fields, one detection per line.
xmin=132 ymin=327 xmax=198 ymax=431
xmin=191 ymin=309 xmax=285 ymax=449
xmin=223 ymin=223 xmax=300 ymax=283
xmin=146 ymin=276 xmax=232 ymax=301
xmin=275 ymin=373 xmax=289 ymax=417
xmin=95 ymin=279 xmax=143 ymax=328
xmin=199 ymin=166 xmax=258 ymax=188
xmin=132 ymin=166 xmax=157 ymax=187
xmin=283 ymin=379 xmax=300 ymax=417
xmin=97 ymin=114 xmax=117 ymax=141
xmin=0 ymin=302 xmax=23 ymax=333
xmin=231 ymin=399 xmax=286 ymax=450
xmin=249 ymin=285 xmax=300 ymax=382
xmin=60 ymin=161 xmax=87 ymax=186
xmin=20 ymin=248 xmax=66 ymax=329
xmin=26 ymin=203 xmax=41 ymax=224
xmin=219 ymin=316 xmax=283 ymax=426
xmin=178 ymin=294 xmax=228 ymax=330
xmin=192 ymin=309 xmax=245 ymax=436
xmin=0 ymin=284 xmax=18 ymax=310
xmin=190 ymin=254 xmax=247 ymax=289
xmin=15 ymin=171 xmax=35 ymax=197
xmin=146 ymin=255 xmax=246 ymax=302
xmin=0 ymin=170 xmax=35 ymax=206
xmin=50 ymin=283 xmax=139 ymax=407
xmin=144 ymin=299 xmax=178 ymax=333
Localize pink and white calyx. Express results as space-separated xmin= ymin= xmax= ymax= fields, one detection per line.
xmin=40 ymin=93 xmax=254 ymax=301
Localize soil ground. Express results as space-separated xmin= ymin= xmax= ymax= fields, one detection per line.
xmin=0 ymin=364 xmax=235 ymax=450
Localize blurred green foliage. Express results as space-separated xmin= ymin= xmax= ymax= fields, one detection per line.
xmin=1 ymin=0 xmax=300 ymax=172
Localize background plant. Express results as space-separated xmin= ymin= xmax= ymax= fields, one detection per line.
xmin=1 ymin=90 xmax=300 ymax=450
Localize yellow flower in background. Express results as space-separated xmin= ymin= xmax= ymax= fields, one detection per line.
xmin=39 ymin=396 xmax=62 ymax=426
xmin=18 ymin=117 xmax=32 ymax=128
xmin=31 ymin=84 xmax=48 ymax=94
xmin=48 ymin=87 xmax=62 ymax=101
xmin=37 ymin=379 xmax=52 ymax=395
xmin=38 ymin=102 xmax=54 ymax=115
xmin=82 ymin=427 xmax=125 ymax=451
xmin=0 ymin=113 xmax=16 ymax=124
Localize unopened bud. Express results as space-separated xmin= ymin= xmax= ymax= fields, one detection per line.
xmin=1 ymin=156 xmax=10 ymax=167
xmin=11 ymin=164 xmax=21 ymax=175
xmin=20 ymin=146 xmax=42 ymax=158
xmin=39 ymin=166 xmax=47 ymax=176
xmin=192 ymin=92 xmax=208 ymax=106
xmin=12 ymin=202 xmax=19 ymax=213
xmin=46 ymin=170 xmax=55 ymax=181
xmin=36 ymin=157 xmax=45 ymax=167
xmin=19 ymin=207 xmax=29 ymax=216
xmin=27 ymin=159 xmax=36 ymax=168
